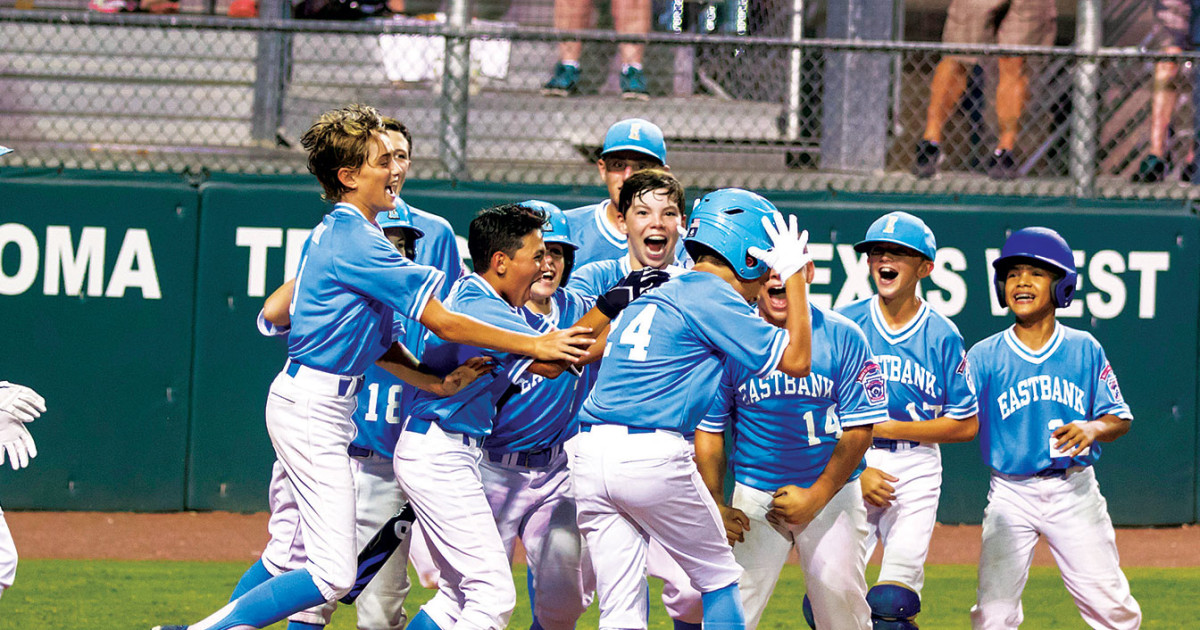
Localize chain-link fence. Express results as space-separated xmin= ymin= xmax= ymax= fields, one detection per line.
xmin=3 ymin=4 xmax=1200 ymax=199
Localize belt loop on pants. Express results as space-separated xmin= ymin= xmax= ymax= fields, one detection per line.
xmin=284 ymin=359 xmax=364 ymax=398
xmin=404 ymin=416 xmax=482 ymax=448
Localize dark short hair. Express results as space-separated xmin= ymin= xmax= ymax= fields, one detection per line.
xmin=299 ymin=104 xmax=384 ymax=202
xmin=617 ymin=169 xmax=685 ymax=217
xmin=468 ymin=203 xmax=547 ymax=273
xmin=380 ymin=117 xmax=413 ymax=155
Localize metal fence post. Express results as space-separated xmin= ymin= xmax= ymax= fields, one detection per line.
xmin=819 ymin=0 xmax=895 ymax=172
xmin=439 ymin=0 xmax=471 ymax=181
xmin=1069 ymin=0 xmax=1101 ymax=197
xmin=251 ymin=0 xmax=290 ymax=146
xmin=783 ymin=0 xmax=805 ymax=143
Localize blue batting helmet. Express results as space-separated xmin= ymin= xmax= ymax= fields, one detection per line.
xmin=602 ymin=118 xmax=667 ymax=165
xmin=854 ymin=211 xmax=937 ymax=261
xmin=684 ymin=188 xmax=778 ymax=280
xmin=992 ymin=226 xmax=1077 ymax=308
xmin=520 ymin=199 xmax=578 ymax=285
xmin=378 ymin=200 xmax=425 ymax=239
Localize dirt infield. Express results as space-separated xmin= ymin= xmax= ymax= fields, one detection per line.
xmin=9 ymin=512 xmax=1200 ymax=567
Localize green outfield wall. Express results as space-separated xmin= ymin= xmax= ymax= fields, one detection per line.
xmin=0 ymin=171 xmax=1195 ymax=525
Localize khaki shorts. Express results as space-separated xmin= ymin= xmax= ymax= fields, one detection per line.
xmin=943 ymin=0 xmax=1057 ymax=63
xmin=1150 ymin=0 xmax=1192 ymax=50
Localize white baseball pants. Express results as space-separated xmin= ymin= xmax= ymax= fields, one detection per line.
xmin=971 ymin=467 xmax=1142 ymax=630
xmin=481 ymin=450 xmax=589 ymax=630
xmin=731 ymin=481 xmax=872 ymax=630
xmin=571 ymin=425 xmax=742 ymax=630
xmin=0 ymin=503 xmax=15 ymax=597
xmin=395 ymin=421 xmax=515 ymax=630
xmin=262 ymin=368 xmax=360 ymax=602
xmin=863 ymin=444 xmax=943 ymax=594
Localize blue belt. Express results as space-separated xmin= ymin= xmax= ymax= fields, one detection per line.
xmin=485 ymin=444 xmax=564 ymax=468
xmin=285 ymin=360 xmax=363 ymax=397
xmin=347 ymin=445 xmax=373 ymax=458
xmin=1034 ymin=467 xmax=1070 ymax=478
xmin=872 ymin=438 xmax=920 ymax=451
xmin=580 ymin=423 xmax=658 ymax=435
xmin=405 ymin=416 xmax=482 ymax=447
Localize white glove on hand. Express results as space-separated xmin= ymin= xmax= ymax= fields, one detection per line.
xmin=746 ymin=213 xmax=812 ymax=282
xmin=0 ymin=382 xmax=46 ymax=423
xmin=0 ymin=419 xmax=37 ymax=470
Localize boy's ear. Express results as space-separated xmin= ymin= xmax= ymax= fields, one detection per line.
xmin=917 ymin=259 xmax=935 ymax=279
xmin=489 ymin=249 xmax=508 ymax=275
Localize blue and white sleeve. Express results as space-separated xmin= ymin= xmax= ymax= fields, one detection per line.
xmin=457 ymin=297 xmax=541 ymax=384
xmin=834 ymin=326 xmax=890 ymax=428
xmin=1091 ymin=342 xmax=1133 ymax=421
xmin=698 ymin=369 xmax=737 ymax=434
xmin=256 ymin=310 xmax=289 ymax=337
xmin=941 ymin=336 xmax=979 ymax=420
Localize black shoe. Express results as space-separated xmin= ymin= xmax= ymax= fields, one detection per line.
xmin=986 ymin=149 xmax=1018 ymax=180
xmin=1131 ymin=154 xmax=1168 ymax=183
xmin=912 ymin=140 xmax=940 ymax=178
xmin=1178 ymin=161 xmax=1195 ymax=184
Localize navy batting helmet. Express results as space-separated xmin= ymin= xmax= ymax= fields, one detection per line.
xmin=683 ymin=188 xmax=778 ymax=280
xmin=992 ymin=227 xmax=1077 ymax=309
xmin=854 ymin=211 xmax=937 ymax=261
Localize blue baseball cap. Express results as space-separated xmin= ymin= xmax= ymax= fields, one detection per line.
xmin=853 ymin=211 xmax=937 ymax=261
xmin=378 ymin=200 xmax=425 ymax=239
xmin=602 ymin=118 xmax=667 ymax=165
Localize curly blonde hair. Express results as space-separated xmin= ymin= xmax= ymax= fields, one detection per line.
xmin=300 ymin=104 xmax=385 ymax=201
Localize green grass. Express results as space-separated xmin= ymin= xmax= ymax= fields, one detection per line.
xmin=1 ymin=560 xmax=1195 ymax=629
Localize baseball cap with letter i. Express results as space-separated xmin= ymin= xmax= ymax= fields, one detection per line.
xmin=602 ymin=119 xmax=667 ymax=165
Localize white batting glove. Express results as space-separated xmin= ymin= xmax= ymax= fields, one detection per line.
xmin=0 ymin=382 xmax=46 ymax=423
xmin=746 ymin=213 xmax=812 ymax=282
xmin=0 ymin=420 xmax=37 ymax=470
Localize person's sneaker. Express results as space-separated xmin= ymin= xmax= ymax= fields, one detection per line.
xmin=986 ymin=148 xmax=1018 ymax=180
xmin=541 ymin=63 xmax=579 ymax=97
xmin=912 ymin=140 xmax=940 ymax=178
xmin=88 ymin=0 xmax=132 ymax=11
xmin=1131 ymin=154 xmax=1168 ymax=183
xmin=227 ymin=0 xmax=258 ymax=17
xmin=620 ymin=66 xmax=650 ymax=101
xmin=1181 ymin=161 xmax=1197 ymax=184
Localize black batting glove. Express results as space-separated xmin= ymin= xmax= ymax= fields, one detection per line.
xmin=595 ymin=268 xmax=672 ymax=319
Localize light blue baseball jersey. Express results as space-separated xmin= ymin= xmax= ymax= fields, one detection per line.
xmin=483 ymin=289 xmax=592 ymax=453
xmin=837 ymin=297 xmax=978 ymax=426
xmin=407 ymin=200 xmax=469 ymax=302
xmin=406 ymin=274 xmax=538 ymax=439
xmin=968 ymin=323 xmax=1133 ymax=476
xmin=578 ymin=271 xmax=789 ymax=433
xmin=699 ymin=305 xmax=889 ymax=491
xmin=287 ymin=203 xmax=444 ymax=376
xmin=563 ymin=200 xmax=689 ymax=267
xmin=567 ymin=257 xmax=689 ymax=395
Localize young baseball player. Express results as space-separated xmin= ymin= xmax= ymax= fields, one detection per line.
xmin=250 ymin=205 xmax=478 ymax=630
xmin=0 ymin=381 xmax=45 ymax=601
xmin=396 ymin=203 xmax=668 ymax=630
xmin=478 ymin=200 xmax=593 ymax=630
xmin=836 ymin=211 xmax=978 ymax=629
xmin=968 ymin=227 xmax=1141 ymax=629
xmin=696 ymin=263 xmax=887 ymax=630
xmin=570 ymin=188 xmax=814 ymax=630
xmin=563 ymin=118 xmax=685 ymax=267
xmin=153 ymin=105 xmax=591 ymax=630
xmin=565 ymin=169 xmax=704 ymax=629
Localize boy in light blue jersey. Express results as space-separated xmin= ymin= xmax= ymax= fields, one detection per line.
xmin=696 ymin=264 xmax=887 ymax=630
xmin=477 ymin=201 xmax=595 ymax=630
xmin=251 ymin=204 xmax=487 ymax=630
xmin=836 ymin=211 xmax=978 ymax=630
xmin=396 ymin=203 xmax=668 ymax=630
xmin=153 ymin=105 xmax=591 ymax=630
xmin=968 ymin=227 xmax=1140 ymax=630
xmin=571 ymin=189 xmax=814 ymax=630
xmin=564 ymin=119 xmax=687 ymax=267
